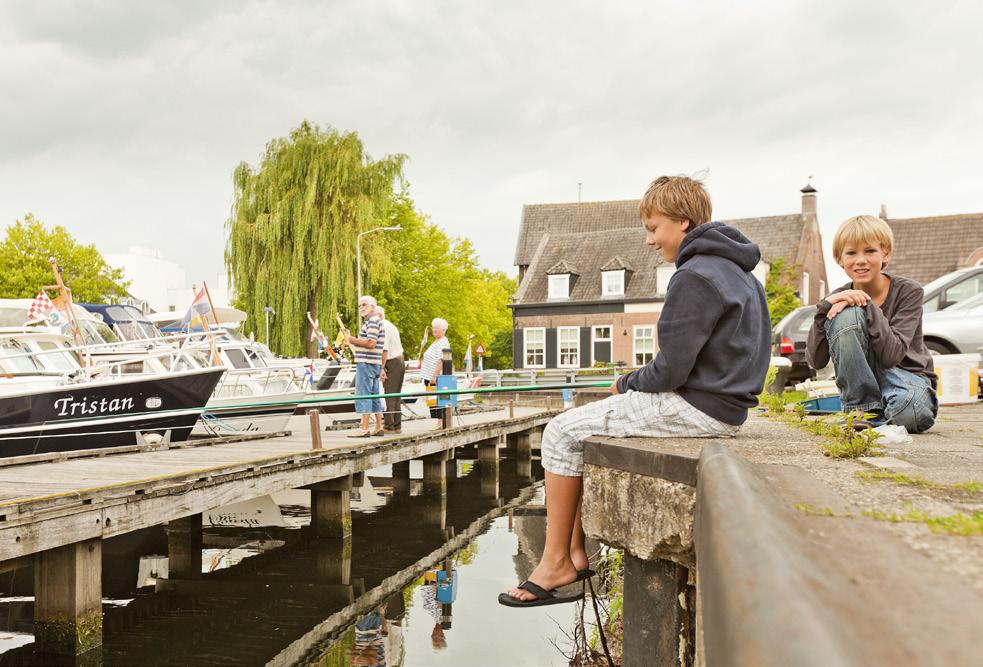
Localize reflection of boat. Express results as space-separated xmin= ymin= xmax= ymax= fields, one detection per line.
xmin=0 ymin=327 xmax=224 ymax=457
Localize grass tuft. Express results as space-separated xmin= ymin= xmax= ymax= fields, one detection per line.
xmin=862 ymin=509 xmax=983 ymax=536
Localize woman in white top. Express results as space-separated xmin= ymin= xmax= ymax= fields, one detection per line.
xmin=419 ymin=318 xmax=451 ymax=418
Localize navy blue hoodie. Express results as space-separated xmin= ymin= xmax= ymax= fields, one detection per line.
xmin=616 ymin=221 xmax=771 ymax=425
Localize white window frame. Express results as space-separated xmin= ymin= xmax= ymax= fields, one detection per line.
xmin=590 ymin=325 xmax=613 ymax=365
xmin=656 ymin=266 xmax=676 ymax=297
xmin=751 ymin=260 xmax=769 ymax=287
xmin=633 ymin=325 xmax=656 ymax=366
xmin=802 ymin=271 xmax=810 ymax=304
xmin=523 ymin=327 xmax=546 ymax=369
xmin=601 ymin=270 xmax=625 ymax=297
xmin=548 ymin=274 xmax=570 ymax=299
xmin=818 ymin=279 xmax=826 ymax=299
xmin=557 ymin=326 xmax=580 ymax=368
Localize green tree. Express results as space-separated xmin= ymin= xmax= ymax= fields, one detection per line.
xmin=0 ymin=214 xmax=130 ymax=301
xmin=765 ymin=258 xmax=803 ymax=327
xmin=225 ymin=121 xmax=405 ymax=357
xmin=371 ymin=193 xmax=516 ymax=369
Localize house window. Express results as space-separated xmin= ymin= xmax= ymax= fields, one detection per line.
xmin=801 ymin=271 xmax=810 ymax=304
xmin=656 ymin=266 xmax=676 ymax=297
xmin=591 ymin=325 xmax=612 ymax=365
xmin=819 ymin=280 xmax=826 ymax=299
xmin=602 ymin=270 xmax=625 ymax=297
xmin=524 ymin=328 xmax=545 ymax=368
xmin=548 ymin=274 xmax=570 ymax=299
xmin=633 ymin=325 xmax=655 ymax=365
xmin=558 ymin=327 xmax=580 ymax=368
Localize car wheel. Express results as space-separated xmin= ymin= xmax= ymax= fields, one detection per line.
xmin=925 ymin=340 xmax=955 ymax=356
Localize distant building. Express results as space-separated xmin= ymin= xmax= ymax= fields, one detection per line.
xmin=104 ymin=246 xmax=230 ymax=313
xmin=880 ymin=208 xmax=983 ymax=285
xmin=509 ymin=185 xmax=827 ymax=369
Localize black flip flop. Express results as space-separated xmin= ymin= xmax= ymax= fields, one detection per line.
xmin=498 ymin=579 xmax=584 ymax=608
xmin=576 ymin=568 xmax=597 ymax=581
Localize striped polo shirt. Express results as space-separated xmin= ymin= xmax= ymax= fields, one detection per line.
xmin=354 ymin=315 xmax=386 ymax=365
xmin=420 ymin=336 xmax=451 ymax=382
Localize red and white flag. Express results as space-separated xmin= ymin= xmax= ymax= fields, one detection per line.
xmin=27 ymin=289 xmax=56 ymax=322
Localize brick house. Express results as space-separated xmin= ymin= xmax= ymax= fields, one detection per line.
xmin=510 ymin=185 xmax=827 ymax=369
xmin=880 ymin=208 xmax=983 ymax=285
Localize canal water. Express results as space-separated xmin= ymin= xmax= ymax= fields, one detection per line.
xmin=0 ymin=456 xmax=579 ymax=666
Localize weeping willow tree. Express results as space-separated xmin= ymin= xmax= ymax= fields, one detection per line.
xmin=225 ymin=121 xmax=405 ymax=356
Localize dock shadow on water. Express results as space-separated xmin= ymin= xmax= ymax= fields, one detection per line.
xmin=0 ymin=455 xmax=578 ymax=666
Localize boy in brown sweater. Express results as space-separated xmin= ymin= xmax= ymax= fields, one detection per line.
xmin=806 ymin=215 xmax=937 ymax=432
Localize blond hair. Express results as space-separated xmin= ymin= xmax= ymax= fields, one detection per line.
xmin=639 ymin=175 xmax=712 ymax=229
xmin=832 ymin=215 xmax=894 ymax=261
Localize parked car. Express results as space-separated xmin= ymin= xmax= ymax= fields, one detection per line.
xmin=772 ymin=305 xmax=817 ymax=382
xmin=921 ymin=266 xmax=983 ymax=313
xmin=921 ymin=292 xmax=983 ymax=355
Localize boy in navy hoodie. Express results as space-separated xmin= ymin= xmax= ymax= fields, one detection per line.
xmin=500 ymin=175 xmax=771 ymax=607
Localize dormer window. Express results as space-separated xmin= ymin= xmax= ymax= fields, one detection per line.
xmin=546 ymin=260 xmax=579 ymax=300
xmin=548 ymin=274 xmax=570 ymax=299
xmin=602 ymin=270 xmax=625 ymax=297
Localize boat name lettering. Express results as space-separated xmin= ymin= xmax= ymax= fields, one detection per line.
xmin=53 ymin=396 xmax=135 ymax=417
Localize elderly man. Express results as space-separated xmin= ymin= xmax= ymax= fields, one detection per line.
xmin=347 ymin=296 xmax=386 ymax=438
xmin=376 ymin=306 xmax=405 ymax=434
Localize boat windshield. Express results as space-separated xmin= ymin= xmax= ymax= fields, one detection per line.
xmin=0 ymin=339 xmax=43 ymax=373
xmin=35 ymin=340 xmax=80 ymax=373
xmin=69 ymin=320 xmax=121 ymax=346
xmin=0 ymin=308 xmax=28 ymax=327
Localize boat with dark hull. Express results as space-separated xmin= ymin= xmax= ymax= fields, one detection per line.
xmin=0 ymin=329 xmax=225 ymax=458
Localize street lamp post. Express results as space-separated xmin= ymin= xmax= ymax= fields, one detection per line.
xmin=356 ymin=225 xmax=402 ymax=324
xmin=263 ymin=306 xmax=276 ymax=346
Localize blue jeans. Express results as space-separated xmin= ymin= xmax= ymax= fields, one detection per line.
xmin=824 ymin=306 xmax=937 ymax=433
xmin=354 ymin=363 xmax=384 ymax=414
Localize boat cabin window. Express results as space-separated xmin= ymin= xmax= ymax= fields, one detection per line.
xmin=0 ymin=308 xmax=28 ymax=327
xmin=224 ymin=347 xmax=252 ymax=369
xmin=35 ymin=340 xmax=80 ymax=373
xmin=0 ymin=339 xmax=43 ymax=373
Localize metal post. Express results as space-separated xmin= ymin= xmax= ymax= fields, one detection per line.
xmin=508 ymin=399 xmax=514 ymax=419
xmin=308 ymin=409 xmax=323 ymax=449
xmin=442 ymin=404 xmax=453 ymax=430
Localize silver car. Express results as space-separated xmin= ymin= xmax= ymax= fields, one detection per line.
xmin=922 ymin=292 xmax=983 ymax=354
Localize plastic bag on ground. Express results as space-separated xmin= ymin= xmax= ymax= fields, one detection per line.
xmin=872 ymin=424 xmax=912 ymax=445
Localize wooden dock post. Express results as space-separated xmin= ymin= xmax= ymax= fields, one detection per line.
xmin=516 ymin=429 xmax=533 ymax=481
xmin=34 ymin=538 xmax=103 ymax=657
xmin=392 ymin=460 xmax=411 ymax=496
xmin=442 ymin=404 xmax=453 ymax=430
xmin=422 ymin=452 xmax=449 ymax=529
xmin=165 ymin=513 xmax=203 ymax=580
xmin=310 ymin=475 xmax=353 ymax=539
xmin=478 ymin=435 xmax=502 ymax=500
xmin=308 ymin=409 xmax=323 ymax=449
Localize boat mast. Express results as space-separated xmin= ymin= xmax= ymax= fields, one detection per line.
xmin=46 ymin=257 xmax=88 ymax=360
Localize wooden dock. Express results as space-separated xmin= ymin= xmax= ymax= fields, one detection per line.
xmin=0 ymin=406 xmax=553 ymax=657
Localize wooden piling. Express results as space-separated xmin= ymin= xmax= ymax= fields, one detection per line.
xmin=310 ymin=475 xmax=353 ymax=539
xmin=308 ymin=409 xmax=323 ymax=449
xmin=34 ymin=538 xmax=103 ymax=656
xmin=165 ymin=513 xmax=203 ymax=580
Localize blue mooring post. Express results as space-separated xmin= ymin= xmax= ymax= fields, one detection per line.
xmin=438 ymin=348 xmax=456 ymax=429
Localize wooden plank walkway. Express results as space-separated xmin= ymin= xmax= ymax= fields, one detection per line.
xmin=0 ymin=407 xmax=552 ymax=563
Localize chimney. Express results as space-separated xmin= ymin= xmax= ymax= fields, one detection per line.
xmin=879 ymin=204 xmax=888 ymax=220
xmin=800 ymin=179 xmax=817 ymax=216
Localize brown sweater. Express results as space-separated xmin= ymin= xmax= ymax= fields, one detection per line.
xmin=806 ymin=274 xmax=936 ymax=387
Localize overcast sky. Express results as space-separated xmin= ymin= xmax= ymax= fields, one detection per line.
xmin=1 ymin=0 xmax=981 ymax=291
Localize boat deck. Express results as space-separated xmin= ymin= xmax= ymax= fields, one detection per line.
xmin=0 ymin=406 xmax=552 ymax=563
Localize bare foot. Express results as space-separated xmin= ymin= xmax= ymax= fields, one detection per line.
xmin=505 ymin=557 xmax=579 ymax=602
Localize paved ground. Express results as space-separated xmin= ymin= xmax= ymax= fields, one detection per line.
xmin=738 ymin=401 xmax=983 ymax=592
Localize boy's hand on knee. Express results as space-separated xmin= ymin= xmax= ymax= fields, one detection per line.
xmin=826 ymin=289 xmax=869 ymax=319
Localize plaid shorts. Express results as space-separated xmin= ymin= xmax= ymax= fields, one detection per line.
xmin=541 ymin=390 xmax=740 ymax=477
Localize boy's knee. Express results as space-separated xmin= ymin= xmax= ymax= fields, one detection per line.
xmin=824 ymin=305 xmax=867 ymax=335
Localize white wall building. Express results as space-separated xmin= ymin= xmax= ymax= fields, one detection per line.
xmin=105 ymin=246 xmax=230 ymax=313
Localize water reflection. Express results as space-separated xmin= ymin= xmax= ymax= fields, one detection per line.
xmin=0 ymin=453 xmax=573 ymax=666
